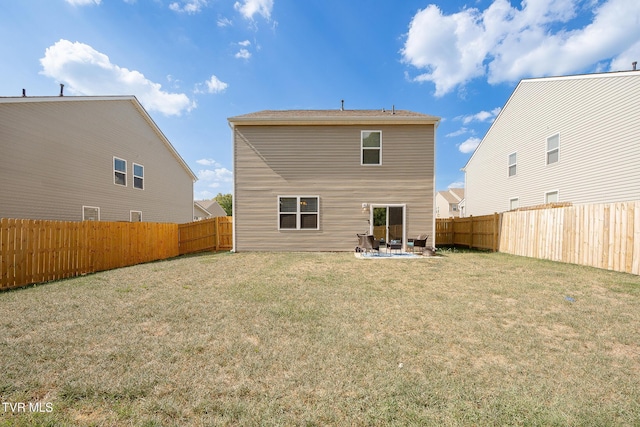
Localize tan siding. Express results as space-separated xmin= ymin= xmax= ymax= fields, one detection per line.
xmin=234 ymin=124 xmax=435 ymax=251
xmin=465 ymin=72 xmax=640 ymax=216
xmin=0 ymin=99 xmax=193 ymax=223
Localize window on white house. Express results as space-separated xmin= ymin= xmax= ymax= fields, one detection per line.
xmin=114 ymin=157 xmax=127 ymax=186
xmin=361 ymin=131 xmax=382 ymax=165
xmin=508 ymin=152 xmax=517 ymax=176
xmin=547 ymin=134 xmax=559 ymax=165
xmin=130 ymin=211 xmax=142 ymax=222
xmin=278 ymin=196 xmax=319 ymax=230
xmin=83 ymin=206 xmax=100 ymax=221
xmin=133 ymin=163 xmax=144 ymax=190
xmin=450 ymin=203 xmax=458 ymax=212
xmin=545 ymin=191 xmax=559 ymax=204
xmin=510 ymin=198 xmax=519 ymax=210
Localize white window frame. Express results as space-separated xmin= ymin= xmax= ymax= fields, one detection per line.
xmin=114 ymin=157 xmax=127 ymax=186
xmin=509 ymin=197 xmax=519 ymax=211
xmin=546 ymin=134 xmax=559 ymax=165
xmin=133 ymin=163 xmax=144 ymax=190
xmin=82 ymin=206 xmax=100 ymax=221
xmin=361 ymin=130 xmax=382 ymax=166
xmin=508 ymin=152 xmax=517 ymax=177
xmin=545 ymin=190 xmax=559 ymax=204
xmin=278 ymin=196 xmax=320 ymax=230
xmin=130 ymin=210 xmax=142 ymax=222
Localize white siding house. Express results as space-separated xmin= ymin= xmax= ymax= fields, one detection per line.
xmin=463 ymin=70 xmax=640 ymax=216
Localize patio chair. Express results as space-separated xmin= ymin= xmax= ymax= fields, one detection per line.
xmin=411 ymin=235 xmax=430 ymax=253
xmin=356 ymin=233 xmax=380 ymax=254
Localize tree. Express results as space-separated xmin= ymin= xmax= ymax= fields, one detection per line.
xmin=215 ymin=193 xmax=232 ymax=216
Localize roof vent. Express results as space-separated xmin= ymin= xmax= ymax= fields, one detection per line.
xmin=392 ymin=105 xmax=395 ymax=115
xmin=633 ymin=61 xmax=637 ymax=71
xmin=22 ymin=89 xmax=26 ymax=97
xmin=59 ymin=83 xmax=64 ymax=97
xmin=340 ymin=99 xmax=344 ymax=111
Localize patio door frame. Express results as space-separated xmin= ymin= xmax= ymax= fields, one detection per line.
xmin=369 ymin=203 xmax=407 ymax=250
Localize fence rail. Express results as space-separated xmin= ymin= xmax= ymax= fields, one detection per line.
xmin=436 ymin=213 xmax=501 ymax=251
xmin=500 ymin=201 xmax=640 ymax=275
xmin=178 ymin=216 xmax=233 ymax=255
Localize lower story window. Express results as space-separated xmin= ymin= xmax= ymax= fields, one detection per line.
xmin=130 ymin=211 xmax=142 ymax=222
xmin=510 ymin=198 xmax=519 ymax=210
xmin=545 ymin=191 xmax=559 ymax=204
xmin=279 ymin=196 xmax=319 ymax=230
xmin=83 ymin=206 xmax=100 ymax=221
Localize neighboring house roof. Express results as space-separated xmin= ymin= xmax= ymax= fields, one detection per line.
xmin=228 ymin=109 xmax=440 ymax=126
xmin=448 ymin=188 xmax=464 ymax=201
xmin=438 ymin=191 xmax=461 ymax=205
xmin=0 ymin=95 xmax=198 ymax=182
xmin=194 ymin=200 xmax=227 ymax=217
xmin=462 ymin=70 xmax=640 ymax=171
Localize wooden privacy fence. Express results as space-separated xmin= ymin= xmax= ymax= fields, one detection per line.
xmin=436 ymin=213 xmax=501 ymax=251
xmin=500 ymin=201 xmax=640 ymax=275
xmin=178 ymin=216 xmax=233 ymax=255
xmin=1 ymin=216 xmax=234 ymax=290
xmin=1 ymin=218 xmax=178 ymax=290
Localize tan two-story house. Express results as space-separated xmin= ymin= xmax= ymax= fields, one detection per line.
xmin=0 ymin=95 xmax=197 ymax=223
xmin=228 ymin=109 xmax=440 ymax=252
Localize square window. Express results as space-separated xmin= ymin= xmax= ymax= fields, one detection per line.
xmin=278 ymin=196 xmax=319 ymax=230
xmin=510 ymin=198 xmax=519 ymax=210
xmin=545 ymin=191 xmax=558 ymax=204
xmin=361 ymin=131 xmax=382 ymax=165
xmin=130 ymin=211 xmax=142 ymax=222
xmin=83 ymin=206 xmax=100 ymax=221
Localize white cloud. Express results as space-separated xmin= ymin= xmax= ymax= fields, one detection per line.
xmin=196 ymin=158 xmax=222 ymax=167
xmin=40 ymin=40 xmax=194 ymax=116
xmin=235 ymin=49 xmax=252 ymax=60
xmin=217 ymin=17 xmax=233 ymax=27
xmin=65 ymin=0 xmax=101 ymax=5
xmin=205 ymin=75 xmax=228 ymax=93
xmin=402 ymin=0 xmax=640 ymax=96
xmin=459 ymin=107 xmax=501 ymax=125
xmin=446 ymin=127 xmax=472 ymax=137
xmin=239 ymin=40 xmax=251 ymax=47
xmin=448 ymin=182 xmax=465 ymax=189
xmin=234 ymin=0 xmax=273 ymax=20
xmin=169 ymin=0 xmax=208 ymax=14
xmin=458 ymin=137 xmax=481 ymax=154
xmin=197 ymin=167 xmax=233 ymax=189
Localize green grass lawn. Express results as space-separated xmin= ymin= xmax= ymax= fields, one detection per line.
xmin=1 ymin=251 xmax=639 ymax=426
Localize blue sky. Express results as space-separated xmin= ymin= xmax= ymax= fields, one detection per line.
xmin=2 ymin=0 xmax=639 ymax=199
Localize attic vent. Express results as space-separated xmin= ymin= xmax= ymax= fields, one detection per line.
xmin=633 ymin=61 xmax=638 ymax=71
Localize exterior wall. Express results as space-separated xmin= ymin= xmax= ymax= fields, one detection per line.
xmin=435 ymin=190 xmax=462 ymax=218
xmin=465 ymin=72 xmax=640 ymax=216
xmin=0 ymin=98 xmax=194 ymax=223
xmin=233 ymin=124 xmax=435 ymax=251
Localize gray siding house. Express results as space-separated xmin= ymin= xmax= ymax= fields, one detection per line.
xmin=228 ymin=109 xmax=440 ymax=252
xmin=0 ymin=96 xmax=197 ymax=223
xmin=463 ymin=70 xmax=640 ymax=216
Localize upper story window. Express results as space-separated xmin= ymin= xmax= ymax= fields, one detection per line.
xmin=547 ymin=134 xmax=559 ymax=165
xmin=278 ymin=196 xmax=319 ymax=230
xmin=133 ymin=163 xmax=144 ymax=190
xmin=361 ymin=131 xmax=382 ymax=165
xmin=114 ymin=157 xmax=127 ymax=186
xmin=508 ymin=152 xmax=517 ymax=177
xmin=450 ymin=203 xmax=458 ymax=212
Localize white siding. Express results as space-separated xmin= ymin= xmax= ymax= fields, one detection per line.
xmin=465 ymin=72 xmax=640 ymax=216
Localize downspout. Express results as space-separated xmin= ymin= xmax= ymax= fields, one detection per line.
xmin=227 ymin=120 xmax=237 ymax=253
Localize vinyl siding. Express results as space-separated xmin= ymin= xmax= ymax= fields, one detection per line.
xmin=0 ymin=98 xmax=194 ymax=223
xmin=465 ymin=72 xmax=640 ymax=216
xmin=233 ymin=124 xmax=435 ymax=251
